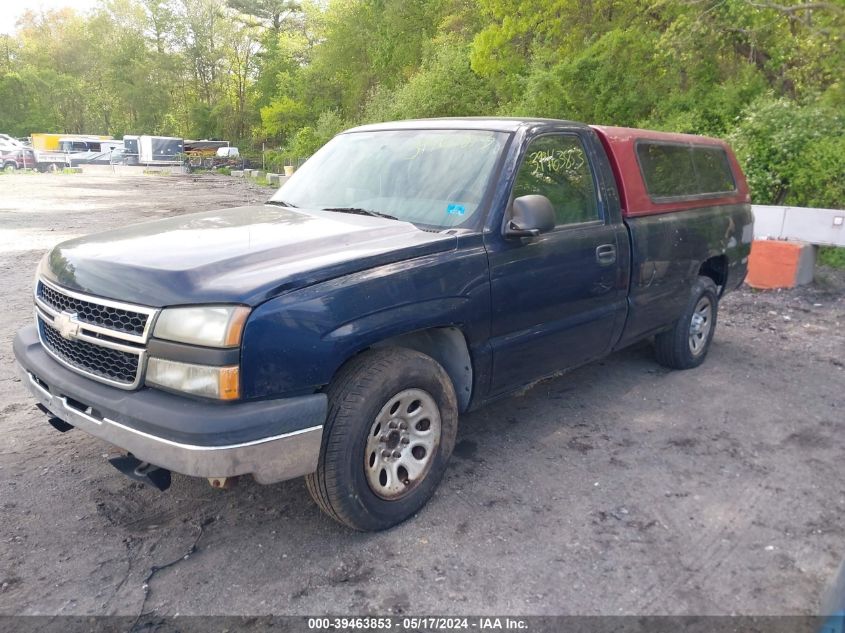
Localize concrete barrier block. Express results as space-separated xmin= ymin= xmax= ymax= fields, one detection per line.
xmin=230 ymin=170 xmax=244 ymax=177
xmin=267 ymin=173 xmax=281 ymax=186
xmin=253 ymin=171 xmax=266 ymax=181
xmin=746 ymin=240 xmax=816 ymax=289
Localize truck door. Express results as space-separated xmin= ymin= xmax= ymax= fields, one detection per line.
xmin=485 ymin=131 xmax=628 ymax=395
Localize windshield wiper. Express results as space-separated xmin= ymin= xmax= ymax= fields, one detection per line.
xmin=266 ymin=199 xmax=298 ymax=208
xmin=321 ymin=207 xmax=399 ymax=221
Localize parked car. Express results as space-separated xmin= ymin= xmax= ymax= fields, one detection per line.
xmin=14 ymin=118 xmax=753 ymax=531
xmin=108 ymin=147 xmax=128 ymax=165
xmin=216 ymin=146 xmax=239 ymax=158
xmin=2 ymin=146 xmax=36 ymax=171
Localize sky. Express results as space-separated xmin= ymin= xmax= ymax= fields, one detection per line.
xmin=0 ymin=0 xmax=99 ymax=35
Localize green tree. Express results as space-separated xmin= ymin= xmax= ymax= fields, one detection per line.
xmin=730 ymin=97 xmax=845 ymax=206
xmin=227 ymin=0 xmax=301 ymax=32
xmin=0 ymin=0 xmax=841 ymax=206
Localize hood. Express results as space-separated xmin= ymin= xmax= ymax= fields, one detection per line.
xmin=42 ymin=205 xmax=457 ymax=306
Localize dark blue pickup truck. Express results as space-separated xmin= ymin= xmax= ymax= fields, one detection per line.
xmin=14 ymin=118 xmax=753 ymax=530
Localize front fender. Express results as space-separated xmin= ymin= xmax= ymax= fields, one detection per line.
xmin=239 ymin=236 xmax=490 ymax=400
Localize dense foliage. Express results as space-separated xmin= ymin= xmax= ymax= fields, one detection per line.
xmin=0 ymin=0 xmax=842 ymax=207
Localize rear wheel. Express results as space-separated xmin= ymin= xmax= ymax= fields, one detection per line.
xmin=306 ymin=347 xmax=458 ymax=531
xmin=654 ymin=276 xmax=719 ymax=369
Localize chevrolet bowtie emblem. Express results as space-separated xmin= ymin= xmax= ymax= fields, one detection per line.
xmin=54 ymin=311 xmax=80 ymax=340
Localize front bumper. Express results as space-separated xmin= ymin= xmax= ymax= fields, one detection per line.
xmin=14 ymin=325 xmax=327 ymax=484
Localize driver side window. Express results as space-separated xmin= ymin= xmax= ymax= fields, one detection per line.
xmin=513 ymin=135 xmax=600 ymax=226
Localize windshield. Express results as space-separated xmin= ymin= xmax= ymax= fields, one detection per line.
xmin=269 ymin=129 xmax=510 ymax=229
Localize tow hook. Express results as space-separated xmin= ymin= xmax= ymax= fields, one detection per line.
xmin=108 ymin=454 xmax=172 ymax=491
xmin=208 ymin=477 xmax=239 ymax=489
xmin=36 ymin=404 xmax=74 ymax=433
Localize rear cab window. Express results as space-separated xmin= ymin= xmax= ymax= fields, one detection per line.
xmin=636 ymin=141 xmax=736 ymax=201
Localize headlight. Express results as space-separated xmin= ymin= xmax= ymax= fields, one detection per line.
xmin=153 ymin=305 xmax=250 ymax=348
xmin=34 ymin=253 xmax=50 ymax=290
xmin=146 ymin=358 xmax=239 ymax=400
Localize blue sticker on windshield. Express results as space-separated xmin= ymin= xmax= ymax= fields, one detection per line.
xmin=447 ymin=204 xmax=466 ymax=216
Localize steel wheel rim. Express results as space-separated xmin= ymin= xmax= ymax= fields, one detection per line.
xmin=688 ymin=296 xmax=713 ymax=356
xmin=364 ymin=388 xmax=441 ymax=500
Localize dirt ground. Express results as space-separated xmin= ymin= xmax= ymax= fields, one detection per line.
xmin=0 ymin=170 xmax=843 ymax=617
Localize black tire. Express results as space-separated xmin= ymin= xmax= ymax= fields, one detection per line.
xmin=3 ymin=162 xmax=16 ymax=172
xmin=305 ymin=347 xmax=458 ymax=531
xmin=654 ymin=276 xmax=719 ymax=369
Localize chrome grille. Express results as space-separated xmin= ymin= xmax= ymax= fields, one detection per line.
xmin=37 ymin=281 xmax=148 ymax=336
xmin=33 ymin=278 xmax=157 ymax=389
xmin=39 ymin=317 xmax=140 ymax=385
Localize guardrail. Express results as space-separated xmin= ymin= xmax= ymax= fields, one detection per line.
xmin=753 ymin=204 xmax=845 ymax=247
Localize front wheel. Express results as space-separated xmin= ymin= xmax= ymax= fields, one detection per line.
xmin=654 ymin=276 xmax=719 ymax=369
xmin=306 ymin=347 xmax=458 ymax=531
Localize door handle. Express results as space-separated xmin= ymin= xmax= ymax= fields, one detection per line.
xmin=596 ymin=244 xmax=617 ymax=265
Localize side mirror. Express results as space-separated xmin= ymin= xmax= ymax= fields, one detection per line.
xmin=504 ymin=195 xmax=556 ymax=239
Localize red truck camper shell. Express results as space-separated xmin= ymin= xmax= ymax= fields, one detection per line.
xmin=590 ymin=125 xmax=750 ymax=218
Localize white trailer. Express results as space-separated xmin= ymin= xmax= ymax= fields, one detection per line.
xmin=138 ymin=136 xmax=184 ymax=165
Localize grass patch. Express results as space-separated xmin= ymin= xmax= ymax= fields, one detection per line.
xmin=247 ymin=175 xmax=274 ymax=187
xmin=186 ymin=166 xmax=233 ymax=175
xmin=818 ymin=246 xmax=845 ymax=268
xmin=1 ymin=168 xmax=39 ymax=175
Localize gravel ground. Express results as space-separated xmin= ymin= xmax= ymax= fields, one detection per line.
xmin=0 ymin=170 xmax=843 ymax=617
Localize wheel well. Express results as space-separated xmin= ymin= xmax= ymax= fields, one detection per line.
xmin=371 ymin=327 xmax=473 ymax=412
xmin=699 ymin=256 xmax=728 ymax=294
